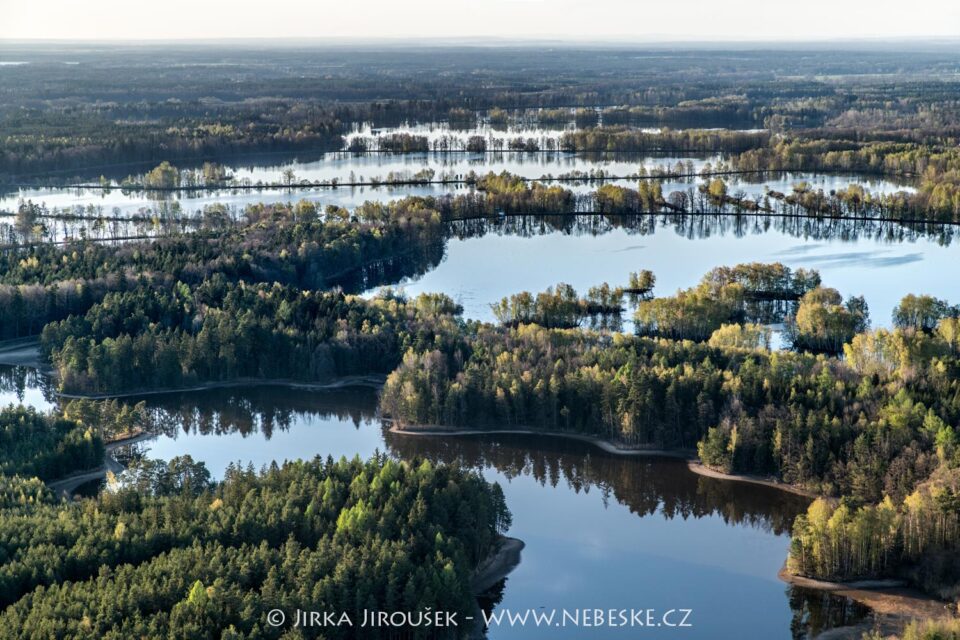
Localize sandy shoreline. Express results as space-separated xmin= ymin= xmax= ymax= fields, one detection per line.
xmin=686 ymin=461 xmax=817 ymax=497
xmin=778 ymin=564 xmax=953 ymax=633
xmin=388 ymin=424 xmax=693 ymax=459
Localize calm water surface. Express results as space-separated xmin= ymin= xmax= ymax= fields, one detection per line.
xmin=1 ymin=150 xmax=911 ymax=219
xmin=0 ymin=371 xmax=872 ymax=639
xmin=1 ymin=201 xmax=948 ymax=637
xmin=388 ymin=215 xmax=959 ymax=328
xmin=116 ymin=385 xmax=864 ymax=640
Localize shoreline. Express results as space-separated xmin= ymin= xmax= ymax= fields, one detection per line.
xmin=778 ymin=565 xmax=953 ymax=628
xmin=45 ymin=431 xmax=158 ymax=498
xmin=685 ymin=461 xmax=817 ymax=497
xmin=389 ymin=424 xmax=815 ymax=496
xmin=55 ymin=374 xmax=387 ymax=400
xmin=472 ymin=537 xmax=525 ymax=594
xmin=394 ymin=424 xmax=955 ymax=631
xmin=388 ymin=424 xmax=692 ymax=459
xmin=0 ymin=337 xmax=44 ymax=368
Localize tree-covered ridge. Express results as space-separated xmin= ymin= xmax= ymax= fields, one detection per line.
xmin=0 ymin=406 xmax=103 ymax=481
xmin=382 ymin=321 xmax=954 ymax=502
xmin=0 ymin=455 xmax=510 ymax=639
xmin=41 ymin=280 xmax=467 ymax=394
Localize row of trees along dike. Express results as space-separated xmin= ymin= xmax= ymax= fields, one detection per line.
xmin=10 ymin=155 xmax=959 ymax=241
xmin=0 ymin=453 xmax=511 ymax=639
xmin=6 ymin=161 xmax=960 ymax=257
xmin=380 ymin=267 xmax=960 ymax=598
xmin=0 ymin=197 xmax=450 ymax=341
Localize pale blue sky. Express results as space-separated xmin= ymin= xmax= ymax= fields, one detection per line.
xmin=2 ymin=0 xmax=959 ymax=41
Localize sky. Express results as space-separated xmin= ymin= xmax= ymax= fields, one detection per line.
xmin=1 ymin=0 xmax=959 ymax=42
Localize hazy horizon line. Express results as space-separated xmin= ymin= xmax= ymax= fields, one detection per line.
xmin=3 ymin=35 xmax=960 ymax=50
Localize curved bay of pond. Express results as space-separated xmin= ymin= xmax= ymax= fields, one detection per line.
xmin=112 ymin=385 xmax=865 ymax=640
xmin=0 ymin=373 xmax=871 ymax=639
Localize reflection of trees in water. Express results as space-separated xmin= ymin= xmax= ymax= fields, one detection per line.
xmin=0 ymin=365 xmax=56 ymax=405
xmin=136 ymin=386 xmax=380 ymax=440
xmin=73 ymin=383 xmax=868 ymax=640
xmin=475 ymin=579 xmax=507 ymax=639
xmin=447 ymin=212 xmax=957 ymax=245
xmin=330 ymin=231 xmax=446 ymax=293
xmin=381 ymin=430 xmax=808 ymax=535
xmin=383 ymin=429 xmax=871 ymax=640
xmin=788 ymin=587 xmax=870 ymax=639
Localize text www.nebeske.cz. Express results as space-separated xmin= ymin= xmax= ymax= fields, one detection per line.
xmin=274 ymin=607 xmax=693 ymax=629
xmin=482 ymin=608 xmax=693 ymax=628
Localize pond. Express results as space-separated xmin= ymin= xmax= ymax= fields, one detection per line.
xmin=101 ymin=384 xmax=862 ymax=640
xmin=370 ymin=213 xmax=960 ymax=331
xmin=0 ymin=204 xmax=952 ymax=638
xmin=0 ymin=150 xmax=911 ymax=223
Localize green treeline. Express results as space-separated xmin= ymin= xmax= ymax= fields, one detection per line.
xmin=558 ymin=127 xmax=770 ymax=153
xmin=382 ymin=319 xmax=957 ymax=500
xmin=789 ymin=465 xmax=960 ymax=598
xmin=380 ymin=271 xmax=960 ymax=592
xmin=731 ymin=140 xmax=960 ymax=221
xmin=634 ymin=263 xmax=823 ymax=342
xmin=0 ymin=198 xmax=447 ymax=340
xmin=0 ymin=198 xmax=444 ymax=288
xmin=0 ymin=455 xmax=510 ymax=639
xmin=490 ymin=282 xmax=625 ymax=329
xmin=867 ymin=618 xmax=960 ymax=640
xmin=42 ymin=281 xmax=466 ymax=394
xmin=0 ymin=406 xmax=103 ymax=480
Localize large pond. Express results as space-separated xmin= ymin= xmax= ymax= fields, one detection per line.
xmin=0 ymin=376 xmax=866 ymax=639
xmin=130 ymin=386 xmax=865 ymax=640
xmin=356 ymin=214 xmax=957 ymax=332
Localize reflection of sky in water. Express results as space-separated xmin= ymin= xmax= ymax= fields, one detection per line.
xmin=395 ymin=225 xmax=959 ymax=328
xmin=140 ymin=408 xmax=382 ymax=477
xmin=128 ymin=391 xmax=806 ymax=639
xmin=2 ymin=153 xmax=717 ymax=215
xmin=0 ymin=383 xmax=54 ymax=412
xmin=0 ymin=366 xmax=56 ymax=412
xmin=484 ymin=468 xmax=793 ymax=639
xmin=1 ymin=146 xmax=912 ymax=218
xmin=0 ymin=133 xmax=928 ymax=638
